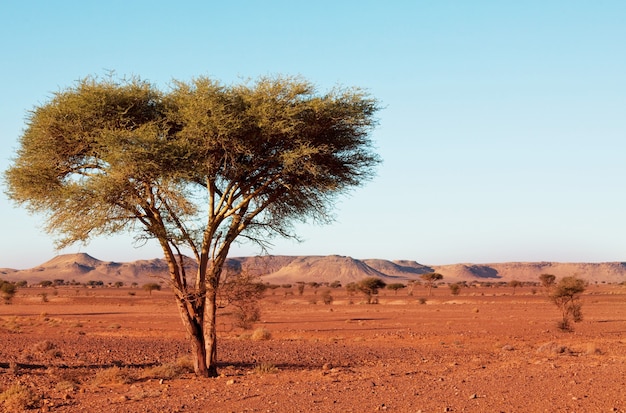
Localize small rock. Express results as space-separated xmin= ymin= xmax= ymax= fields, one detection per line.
xmin=226 ymin=379 xmax=236 ymax=385
xmin=469 ymin=393 xmax=478 ymax=399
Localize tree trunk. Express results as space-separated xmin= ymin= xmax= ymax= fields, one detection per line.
xmin=204 ymin=287 xmax=219 ymax=377
xmin=174 ymin=298 xmax=210 ymax=377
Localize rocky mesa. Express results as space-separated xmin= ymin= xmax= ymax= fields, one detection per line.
xmin=1 ymin=253 xmax=626 ymax=286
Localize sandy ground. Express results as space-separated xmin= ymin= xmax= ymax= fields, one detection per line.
xmin=0 ymin=284 xmax=625 ymax=412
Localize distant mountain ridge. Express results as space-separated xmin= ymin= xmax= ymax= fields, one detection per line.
xmin=1 ymin=253 xmax=625 ymax=285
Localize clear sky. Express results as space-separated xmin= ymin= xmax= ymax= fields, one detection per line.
xmin=1 ymin=1 xmax=625 ymax=269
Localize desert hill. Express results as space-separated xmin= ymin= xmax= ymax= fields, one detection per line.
xmin=1 ymin=253 xmax=626 ymax=286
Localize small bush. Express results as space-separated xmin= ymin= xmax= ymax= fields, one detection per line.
xmin=418 ymin=297 xmax=427 ymax=304
xmin=321 ymin=289 xmax=333 ymax=305
xmin=449 ymin=283 xmax=461 ymax=296
xmin=0 ymin=384 xmax=40 ymax=410
xmin=254 ymin=362 xmax=278 ymax=374
xmin=251 ymin=327 xmax=271 ymax=341
xmin=233 ymin=303 xmax=261 ymax=329
xmin=33 ymin=340 xmax=62 ymax=358
xmin=91 ymin=367 xmax=133 ymax=386
xmin=140 ymin=361 xmax=192 ymax=380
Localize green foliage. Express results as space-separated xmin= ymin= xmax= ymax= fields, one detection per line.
xmin=142 ymin=283 xmax=161 ymax=295
xmin=4 ymin=74 xmax=380 ymax=377
xmin=0 ymin=280 xmax=17 ymax=304
xmin=448 ymin=283 xmax=461 ymax=296
xmin=550 ymin=276 xmax=586 ymax=331
xmin=357 ymin=277 xmax=387 ymax=304
xmin=386 ymin=283 xmax=406 ymax=294
xmin=420 ymin=272 xmax=443 ymax=296
xmin=539 ymin=273 xmax=556 ymax=288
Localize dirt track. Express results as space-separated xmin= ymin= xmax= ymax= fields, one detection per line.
xmin=1 ymin=285 xmax=625 ymax=412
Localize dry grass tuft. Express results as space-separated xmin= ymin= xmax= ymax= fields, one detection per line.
xmin=0 ymin=383 xmax=40 ymax=411
xmin=91 ymin=366 xmax=134 ymax=387
xmin=254 ymin=362 xmax=278 ymax=374
xmin=251 ymin=327 xmax=271 ymax=341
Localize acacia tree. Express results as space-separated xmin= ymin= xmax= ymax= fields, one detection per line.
xmin=357 ymin=277 xmax=387 ymax=304
xmin=4 ymin=75 xmax=380 ymax=377
xmin=539 ymin=273 xmax=556 ymax=293
xmin=420 ymin=272 xmax=443 ymax=296
xmin=550 ymin=276 xmax=586 ymax=331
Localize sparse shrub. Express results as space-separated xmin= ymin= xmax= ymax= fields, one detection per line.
xmin=418 ymin=297 xmax=427 ymax=304
xmin=251 ymin=327 xmax=271 ymax=341
xmin=220 ymin=271 xmax=266 ymax=330
xmin=508 ymin=280 xmax=522 ymax=295
xmin=296 ymin=282 xmax=305 ymax=295
xmin=550 ymin=276 xmax=586 ymax=332
xmin=321 ymin=289 xmax=333 ymax=305
xmin=357 ymin=277 xmax=387 ymax=304
xmin=420 ymin=273 xmax=443 ymax=296
xmin=386 ymin=283 xmax=406 ymax=295
xmin=329 ymin=280 xmax=342 ymax=288
xmin=0 ymin=281 xmax=17 ymax=304
xmin=449 ymin=283 xmax=461 ymax=296
xmin=142 ymin=283 xmax=161 ymax=295
xmin=91 ymin=366 xmax=133 ymax=386
xmin=0 ymin=383 xmax=40 ymax=410
xmin=40 ymin=292 xmax=49 ymax=302
xmin=233 ymin=303 xmax=261 ymax=329
xmin=254 ymin=362 xmax=278 ymax=374
xmin=33 ymin=340 xmax=62 ymax=358
xmin=140 ymin=360 xmax=193 ymax=380
xmin=539 ymin=273 xmax=556 ymax=289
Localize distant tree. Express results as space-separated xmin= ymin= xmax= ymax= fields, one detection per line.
xmin=15 ymin=280 xmax=28 ymax=288
xmin=329 ymin=280 xmax=342 ymax=289
xmin=539 ymin=273 xmax=556 ymax=289
xmin=0 ymin=281 xmax=17 ymax=304
xmin=114 ymin=281 xmax=124 ymax=288
xmin=449 ymin=283 xmax=461 ymax=296
xmin=508 ymin=280 xmax=522 ymax=295
xmin=4 ymin=74 xmax=380 ymax=376
xmin=386 ymin=283 xmax=406 ymax=295
xmin=420 ymin=273 xmax=443 ymax=296
xmin=345 ymin=282 xmax=358 ymax=296
xmin=406 ymin=279 xmax=420 ymax=296
xmin=39 ymin=280 xmax=53 ymax=288
xmin=320 ymin=289 xmax=334 ymax=305
xmin=142 ymin=283 xmax=161 ymax=296
xmin=219 ymin=271 xmax=266 ymax=330
xmin=357 ymin=277 xmax=387 ymax=304
xmin=296 ymin=282 xmax=306 ymax=296
xmin=550 ymin=276 xmax=586 ymax=331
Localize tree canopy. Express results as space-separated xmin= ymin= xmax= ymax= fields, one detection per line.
xmin=4 ymin=74 xmax=381 ymax=376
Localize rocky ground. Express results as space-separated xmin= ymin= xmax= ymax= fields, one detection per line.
xmin=0 ymin=284 xmax=625 ymax=412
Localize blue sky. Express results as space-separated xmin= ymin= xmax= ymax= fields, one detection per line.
xmin=1 ymin=1 xmax=625 ymax=268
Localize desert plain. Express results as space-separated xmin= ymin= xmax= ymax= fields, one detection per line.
xmin=0 ymin=279 xmax=625 ymax=413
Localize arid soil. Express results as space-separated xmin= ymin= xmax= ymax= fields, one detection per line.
xmin=1 ymin=284 xmax=625 ymax=412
